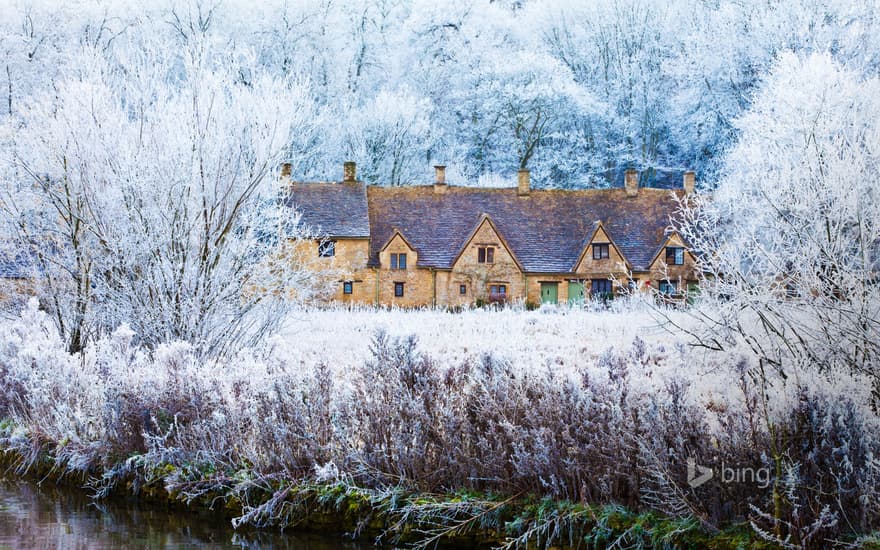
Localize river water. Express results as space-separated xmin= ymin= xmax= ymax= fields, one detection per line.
xmin=0 ymin=479 xmax=371 ymax=549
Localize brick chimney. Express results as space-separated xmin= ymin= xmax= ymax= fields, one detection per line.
xmin=517 ymin=168 xmax=530 ymax=197
xmin=625 ymin=168 xmax=638 ymax=197
xmin=433 ymin=165 xmax=447 ymax=194
xmin=280 ymin=162 xmax=292 ymax=186
xmin=343 ymin=161 xmax=357 ymax=183
xmin=683 ymin=170 xmax=696 ymax=195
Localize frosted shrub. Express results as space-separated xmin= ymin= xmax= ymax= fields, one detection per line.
xmin=0 ymin=305 xmax=878 ymax=544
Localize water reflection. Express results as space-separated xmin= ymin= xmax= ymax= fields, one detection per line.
xmin=0 ymin=479 xmax=370 ymax=549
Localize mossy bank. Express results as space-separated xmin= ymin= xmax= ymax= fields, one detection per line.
xmin=0 ymin=430 xmax=820 ymax=550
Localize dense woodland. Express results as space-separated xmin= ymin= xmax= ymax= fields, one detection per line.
xmin=2 ymin=0 xmax=880 ymax=187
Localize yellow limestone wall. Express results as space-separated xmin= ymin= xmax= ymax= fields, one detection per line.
xmin=442 ymin=219 xmax=525 ymax=305
xmin=647 ymin=233 xmax=700 ymax=289
xmin=290 ymin=229 xmax=698 ymax=308
xmin=294 ymin=238 xmax=376 ymax=304
xmin=571 ymin=226 xmax=631 ymax=296
xmin=377 ymin=233 xmax=433 ymax=307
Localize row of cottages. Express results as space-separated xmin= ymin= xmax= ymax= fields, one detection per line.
xmin=283 ymin=162 xmax=701 ymax=307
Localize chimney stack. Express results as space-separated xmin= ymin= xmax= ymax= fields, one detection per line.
xmin=683 ymin=170 xmax=696 ymax=195
xmin=624 ymin=168 xmax=638 ymax=197
xmin=280 ymin=162 xmax=292 ymax=186
xmin=343 ymin=161 xmax=357 ymax=183
xmin=517 ymin=168 xmax=530 ymax=197
xmin=433 ymin=165 xmax=447 ymax=194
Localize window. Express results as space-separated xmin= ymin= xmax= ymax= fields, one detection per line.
xmin=394 ymin=282 xmax=405 ymax=297
xmin=489 ymin=284 xmax=507 ymax=301
xmin=478 ymin=246 xmax=495 ymax=263
xmin=390 ymin=253 xmax=407 ymax=270
xmin=591 ymin=279 xmax=612 ymax=297
xmin=592 ymin=243 xmax=610 ymax=260
xmin=318 ymin=240 xmax=336 ymax=257
xmin=459 ymin=284 xmax=467 ymax=295
xmin=658 ymin=280 xmax=678 ymax=295
xmin=665 ymin=247 xmax=684 ymax=265
xmin=343 ymin=281 xmax=353 ymax=295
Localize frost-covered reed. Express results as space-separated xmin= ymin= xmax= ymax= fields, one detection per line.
xmin=1 ymin=299 xmax=877 ymax=547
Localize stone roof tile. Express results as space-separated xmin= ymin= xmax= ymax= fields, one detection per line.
xmin=366 ymin=185 xmax=681 ymax=272
xmin=285 ymin=181 xmax=370 ymax=238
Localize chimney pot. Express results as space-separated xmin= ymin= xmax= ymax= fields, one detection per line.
xmin=517 ymin=168 xmax=530 ymax=196
xmin=280 ymin=162 xmax=292 ymax=186
xmin=624 ymin=168 xmax=639 ymax=197
xmin=343 ymin=161 xmax=357 ymax=183
xmin=433 ymin=165 xmax=447 ymax=193
xmin=683 ymin=170 xmax=696 ymax=195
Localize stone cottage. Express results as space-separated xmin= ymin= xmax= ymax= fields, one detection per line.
xmin=284 ymin=162 xmax=700 ymax=307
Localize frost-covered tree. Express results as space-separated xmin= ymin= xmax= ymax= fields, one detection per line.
xmin=1 ymin=47 xmax=330 ymax=355
xmin=676 ymin=52 xmax=880 ymax=399
xmin=4 ymin=0 xmax=880 ymax=187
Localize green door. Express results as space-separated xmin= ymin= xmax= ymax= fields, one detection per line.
xmin=540 ymin=282 xmax=558 ymax=304
xmin=686 ymin=281 xmax=700 ymax=304
xmin=568 ymin=281 xmax=585 ymax=304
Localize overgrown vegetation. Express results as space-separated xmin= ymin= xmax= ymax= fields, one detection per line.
xmin=1 ymin=302 xmax=877 ymax=548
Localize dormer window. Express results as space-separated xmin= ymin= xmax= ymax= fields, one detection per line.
xmin=665 ymin=247 xmax=684 ymax=265
xmin=478 ymin=246 xmax=495 ymax=263
xmin=318 ymin=240 xmax=336 ymax=257
xmin=592 ymin=243 xmax=610 ymax=260
xmin=391 ymin=253 xmax=407 ymax=270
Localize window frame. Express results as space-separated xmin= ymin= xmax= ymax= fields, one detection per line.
xmin=459 ymin=284 xmax=467 ymax=295
xmin=665 ymin=246 xmax=685 ymax=265
xmin=592 ymin=243 xmax=610 ymax=260
xmin=343 ymin=281 xmax=353 ymax=295
xmin=477 ymin=246 xmax=495 ymax=264
xmin=390 ymin=252 xmax=407 ymax=270
xmin=591 ymin=278 xmax=613 ymax=297
xmin=318 ymin=240 xmax=336 ymax=257
xmin=394 ymin=282 xmax=405 ymax=297
xmin=658 ymin=280 xmax=678 ymax=295
xmin=488 ymin=284 xmax=507 ymax=302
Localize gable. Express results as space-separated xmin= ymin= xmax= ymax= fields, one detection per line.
xmin=379 ymin=231 xmax=418 ymax=267
xmin=450 ymin=216 xmax=523 ymax=273
xmin=573 ymin=223 xmax=630 ymax=273
xmin=648 ymin=232 xmax=697 ymax=270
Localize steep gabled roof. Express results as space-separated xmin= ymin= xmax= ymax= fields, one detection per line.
xmin=572 ymin=221 xmax=632 ymax=271
xmin=449 ymin=214 xmax=524 ymax=272
xmin=378 ymin=228 xmax=418 ymax=253
xmin=647 ymin=230 xmax=695 ymax=268
xmin=366 ymin=185 xmax=682 ymax=272
xmin=285 ymin=181 xmax=370 ymax=238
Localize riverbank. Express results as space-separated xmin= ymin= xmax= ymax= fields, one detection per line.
xmin=0 ymin=477 xmax=368 ymax=549
xmin=0 ymin=442 xmax=765 ymax=549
